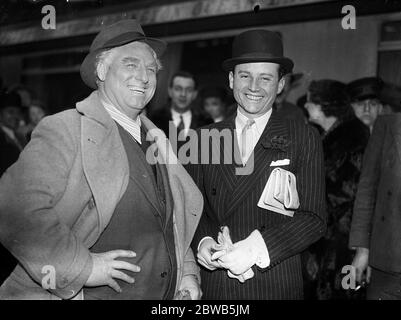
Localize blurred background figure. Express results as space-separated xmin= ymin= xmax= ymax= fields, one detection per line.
xmin=150 ymin=70 xmax=211 ymax=153
xmin=302 ymin=79 xmax=369 ymax=300
xmin=9 ymin=84 xmax=32 ymax=109
xmin=379 ymin=82 xmax=401 ymax=114
xmin=349 ymin=113 xmax=401 ymax=300
xmin=347 ymin=77 xmax=384 ymax=133
xmin=200 ymin=86 xmax=227 ymax=123
xmin=0 ymin=91 xmax=27 ymax=175
xmin=274 ymin=73 xmax=306 ymax=122
xmin=18 ymin=99 xmax=47 ymax=142
xmin=0 ymin=91 xmax=22 ymax=286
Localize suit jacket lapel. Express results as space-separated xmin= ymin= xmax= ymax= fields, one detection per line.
xmin=117 ymin=125 xmax=166 ymax=220
xmin=215 ymin=116 xmax=240 ymax=192
xmin=79 ymin=92 xmax=129 ymax=236
xmin=225 ymin=110 xmax=288 ymax=217
xmin=140 ymin=115 xmax=202 ymax=256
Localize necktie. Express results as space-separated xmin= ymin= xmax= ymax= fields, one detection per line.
xmin=177 ymin=115 xmax=185 ymax=137
xmin=241 ymin=118 xmax=255 ymax=164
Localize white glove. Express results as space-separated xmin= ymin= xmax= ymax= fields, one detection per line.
xmin=211 ymin=226 xmax=255 ymax=282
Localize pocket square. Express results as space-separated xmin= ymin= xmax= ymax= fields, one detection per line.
xmin=257 ymin=167 xmax=300 ymax=217
xmin=270 ymin=159 xmax=290 ymax=166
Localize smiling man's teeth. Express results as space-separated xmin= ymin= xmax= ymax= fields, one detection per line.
xmin=245 ymin=94 xmax=263 ymax=101
xmin=129 ymin=87 xmax=145 ymax=94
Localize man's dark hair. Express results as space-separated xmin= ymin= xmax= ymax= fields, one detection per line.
xmin=169 ymin=70 xmax=197 ymax=89
xmin=278 ymin=66 xmax=287 ymax=80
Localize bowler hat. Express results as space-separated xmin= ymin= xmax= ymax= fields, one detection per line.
xmin=222 ymin=29 xmax=294 ymax=74
xmin=347 ymin=77 xmax=383 ymax=102
xmin=80 ymin=19 xmax=167 ymax=89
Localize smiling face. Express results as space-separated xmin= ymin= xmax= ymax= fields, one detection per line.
xmin=97 ymin=41 xmax=158 ymax=118
xmin=229 ymin=62 xmax=285 ymax=118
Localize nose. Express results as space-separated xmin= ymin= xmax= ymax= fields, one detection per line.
xmin=363 ymin=101 xmax=371 ymax=113
xmin=248 ymin=77 xmax=259 ymax=92
xmin=135 ymin=65 xmax=149 ymax=84
xmin=179 ymin=89 xmax=187 ymax=98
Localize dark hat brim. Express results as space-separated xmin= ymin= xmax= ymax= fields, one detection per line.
xmin=222 ymin=56 xmax=294 ymax=74
xmin=80 ymin=34 xmax=166 ymax=89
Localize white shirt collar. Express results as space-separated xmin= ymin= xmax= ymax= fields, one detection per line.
xmin=100 ymin=99 xmax=142 ymax=144
xmin=171 ymin=108 xmax=192 ymax=122
xmin=236 ymin=107 xmax=272 ymax=135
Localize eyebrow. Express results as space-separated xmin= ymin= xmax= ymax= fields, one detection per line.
xmin=121 ymin=57 xmax=140 ymax=64
xmin=237 ymin=70 xmax=275 ymax=77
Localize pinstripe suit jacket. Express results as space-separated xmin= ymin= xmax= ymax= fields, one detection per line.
xmin=188 ymin=110 xmax=327 ymax=299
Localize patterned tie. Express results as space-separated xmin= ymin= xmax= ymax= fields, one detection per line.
xmin=177 ymin=115 xmax=185 ymax=137
xmin=241 ymin=118 xmax=255 ymax=164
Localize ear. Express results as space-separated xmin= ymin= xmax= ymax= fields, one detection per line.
xmin=277 ymin=76 xmax=286 ymax=95
xmin=96 ymin=61 xmax=107 ymax=82
xmin=229 ymin=71 xmax=234 ymax=90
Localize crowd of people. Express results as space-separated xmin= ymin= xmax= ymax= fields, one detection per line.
xmin=0 ymin=19 xmax=400 ymax=300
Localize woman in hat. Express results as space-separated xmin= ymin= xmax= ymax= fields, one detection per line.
xmin=303 ymin=79 xmax=370 ymax=300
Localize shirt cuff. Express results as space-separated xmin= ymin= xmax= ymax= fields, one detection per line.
xmin=197 ymin=236 xmax=214 ymax=252
xmin=249 ymin=230 xmax=270 ymax=268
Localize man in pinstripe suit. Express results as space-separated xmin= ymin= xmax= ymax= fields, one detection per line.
xmin=188 ymin=30 xmax=327 ymax=299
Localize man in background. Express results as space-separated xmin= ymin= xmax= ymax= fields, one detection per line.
xmin=347 ymin=77 xmax=384 ymax=133
xmin=151 ymin=71 xmax=211 ymax=153
xmin=350 ymin=113 xmax=401 ymax=300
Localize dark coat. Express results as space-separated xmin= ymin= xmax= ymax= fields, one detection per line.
xmin=0 ymin=128 xmax=21 ymax=285
xmin=307 ymin=117 xmax=369 ymax=299
xmin=187 ymin=110 xmax=327 ymax=299
xmin=0 ymin=128 xmax=22 ymax=177
xmin=150 ymin=106 xmax=212 ymax=137
xmin=350 ymin=114 xmax=401 ymax=273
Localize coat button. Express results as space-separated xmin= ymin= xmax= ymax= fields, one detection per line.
xmin=381 ymin=216 xmax=385 ymax=222
xmin=387 ymin=190 xmax=392 ymax=196
xmin=88 ymin=197 xmax=95 ymax=210
xmin=211 ymin=188 xmax=216 ymax=195
xmin=160 ymin=271 xmax=168 ymax=278
xmin=260 ymin=225 xmax=266 ymax=232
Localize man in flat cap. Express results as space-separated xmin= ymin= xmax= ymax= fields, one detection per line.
xmin=0 ymin=19 xmax=202 ymax=300
xmin=347 ymin=77 xmax=384 ymax=133
xmin=188 ymin=30 xmax=326 ymax=299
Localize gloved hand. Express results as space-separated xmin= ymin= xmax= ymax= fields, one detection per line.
xmin=211 ymin=226 xmax=255 ymax=282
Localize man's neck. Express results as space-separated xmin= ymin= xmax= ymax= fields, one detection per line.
xmin=171 ymin=104 xmax=191 ymax=114
xmin=98 ymin=89 xmax=140 ymax=121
